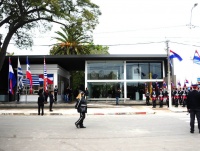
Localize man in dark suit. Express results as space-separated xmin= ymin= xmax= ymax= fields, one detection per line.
xmin=187 ymin=85 xmax=200 ymax=133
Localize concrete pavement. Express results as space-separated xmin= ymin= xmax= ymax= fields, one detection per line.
xmin=0 ymin=101 xmax=188 ymax=116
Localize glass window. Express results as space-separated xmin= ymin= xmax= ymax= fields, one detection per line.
xmin=87 ymin=61 xmax=124 ymax=80
xmin=87 ymin=82 xmax=124 ymax=98
xmin=126 ymin=62 xmax=162 ymax=80
xmin=150 ymin=63 xmax=162 ymax=79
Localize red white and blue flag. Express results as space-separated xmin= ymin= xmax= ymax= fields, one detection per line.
xmin=163 ymin=81 xmax=167 ymax=88
xmin=26 ymin=57 xmax=32 ymax=88
xmin=177 ymin=81 xmax=181 ymax=87
xmin=9 ymin=57 xmax=16 ymax=94
xmin=185 ymin=79 xmax=189 ymax=84
xmin=193 ymin=50 xmax=200 ymax=65
xmin=169 ymin=50 xmax=183 ymax=61
xmin=44 ymin=58 xmax=48 ymax=91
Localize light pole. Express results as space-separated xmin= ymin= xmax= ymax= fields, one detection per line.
xmin=166 ymin=40 xmax=172 ymax=109
xmin=189 ymin=3 xmax=198 ymax=29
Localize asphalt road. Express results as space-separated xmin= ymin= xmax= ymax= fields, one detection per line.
xmin=0 ymin=113 xmax=199 ymax=151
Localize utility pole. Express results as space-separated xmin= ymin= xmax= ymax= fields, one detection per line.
xmin=166 ymin=40 xmax=172 ymax=109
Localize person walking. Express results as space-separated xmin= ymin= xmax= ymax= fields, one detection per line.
xmin=37 ymin=92 xmax=45 ymax=116
xmin=115 ymin=88 xmax=121 ymax=105
xmin=187 ymin=85 xmax=200 ymax=133
xmin=49 ymin=91 xmax=54 ymax=112
xmin=54 ymin=85 xmax=58 ymax=102
xmin=75 ymin=92 xmax=87 ymax=128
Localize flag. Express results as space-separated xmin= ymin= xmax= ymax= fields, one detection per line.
xmin=9 ymin=58 xmax=16 ymax=94
xmin=185 ymin=79 xmax=189 ymax=84
xmin=152 ymin=74 xmax=158 ymax=79
xmin=22 ymin=75 xmax=40 ymax=85
xmin=169 ymin=50 xmax=183 ymax=62
xmin=163 ymin=81 xmax=167 ymax=88
xmin=26 ymin=57 xmax=32 ymax=93
xmin=177 ymin=81 xmax=181 ymax=87
xmin=193 ymin=50 xmax=200 ymax=65
xmin=17 ymin=58 xmax=24 ymax=89
xmin=39 ymin=74 xmax=53 ymax=85
xmin=44 ymin=58 xmax=48 ymax=91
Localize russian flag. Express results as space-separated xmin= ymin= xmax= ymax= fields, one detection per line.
xmin=193 ymin=50 xmax=200 ymax=65
xmin=26 ymin=57 xmax=32 ymax=87
xmin=9 ymin=58 xmax=16 ymax=94
xmin=169 ymin=50 xmax=183 ymax=62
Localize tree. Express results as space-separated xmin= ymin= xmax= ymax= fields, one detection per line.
xmin=0 ymin=0 xmax=101 ymax=71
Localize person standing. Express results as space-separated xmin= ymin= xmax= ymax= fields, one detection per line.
xmin=54 ymin=85 xmax=58 ymax=102
xmin=16 ymin=87 xmax=21 ymax=102
xmin=151 ymin=88 xmax=157 ymax=108
xmin=145 ymin=89 xmax=150 ymax=106
xmin=49 ymin=91 xmax=54 ymax=112
xmin=44 ymin=90 xmax=49 ymax=103
xmin=75 ymin=92 xmax=87 ymax=128
xmin=37 ymin=92 xmax=45 ymax=115
xmin=84 ymin=87 xmax=89 ymax=102
xmin=115 ymin=88 xmax=121 ymax=105
xmin=158 ymin=88 xmax=164 ymax=108
xmin=187 ymin=85 xmax=200 ymax=133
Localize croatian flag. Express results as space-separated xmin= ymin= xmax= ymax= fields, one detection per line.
xmin=193 ymin=50 xmax=200 ymax=65
xmin=17 ymin=58 xmax=24 ymax=89
xmin=169 ymin=50 xmax=183 ymax=62
xmin=26 ymin=57 xmax=32 ymax=87
xmin=9 ymin=58 xmax=16 ymax=94
xmin=185 ymin=79 xmax=189 ymax=84
xmin=44 ymin=58 xmax=48 ymax=91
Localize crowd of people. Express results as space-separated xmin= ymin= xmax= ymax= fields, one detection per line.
xmin=145 ymin=86 xmax=196 ymax=108
xmin=145 ymin=85 xmax=200 ymax=133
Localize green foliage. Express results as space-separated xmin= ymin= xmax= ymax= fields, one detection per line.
xmin=0 ymin=0 xmax=101 ymax=71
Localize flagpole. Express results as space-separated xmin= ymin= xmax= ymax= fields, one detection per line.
xmin=8 ymin=57 xmax=10 ymax=102
xmin=166 ymin=40 xmax=172 ymax=109
xmin=17 ymin=57 xmax=19 ymax=95
xmin=26 ymin=56 xmax=28 ymax=103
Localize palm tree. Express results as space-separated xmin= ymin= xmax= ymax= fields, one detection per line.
xmin=50 ymin=19 xmax=92 ymax=55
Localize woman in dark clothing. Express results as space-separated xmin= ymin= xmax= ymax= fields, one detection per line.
xmin=38 ymin=93 xmax=45 ymax=115
xmin=75 ymin=92 xmax=87 ymax=128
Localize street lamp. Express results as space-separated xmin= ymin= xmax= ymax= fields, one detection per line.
xmin=189 ymin=3 xmax=198 ymax=28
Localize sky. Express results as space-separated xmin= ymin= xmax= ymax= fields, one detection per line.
xmin=4 ymin=0 xmax=200 ymax=85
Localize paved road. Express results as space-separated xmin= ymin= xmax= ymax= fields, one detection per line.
xmin=0 ymin=113 xmax=199 ymax=151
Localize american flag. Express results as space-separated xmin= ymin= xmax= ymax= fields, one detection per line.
xmin=44 ymin=58 xmax=48 ymax=91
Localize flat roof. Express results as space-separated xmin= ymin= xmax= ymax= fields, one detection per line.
xmin=4 ymin=54 xmax=167 ymax=71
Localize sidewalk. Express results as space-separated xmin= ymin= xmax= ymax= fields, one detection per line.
xmin=0 ymin=101 xmax=188 ymax=116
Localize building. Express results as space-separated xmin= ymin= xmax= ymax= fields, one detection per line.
xmin=0 ymin=54 xmax=168 ymax=102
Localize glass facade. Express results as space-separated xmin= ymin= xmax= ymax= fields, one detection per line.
xmin=87 ymin=61 xmax=124 ymax=80
xmin=126 ymin=62 xmax=162 ymax=80
xmin=86 ymin=61 xmax=164 ymax=101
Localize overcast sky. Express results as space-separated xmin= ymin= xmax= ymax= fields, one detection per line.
xmin=5 ymin=0 xmax=200 ymax=85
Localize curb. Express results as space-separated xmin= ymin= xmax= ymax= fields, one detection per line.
xmin=0 ymin=111 xmax=156 ymax=116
